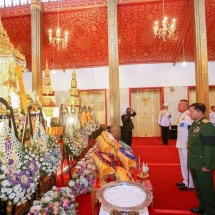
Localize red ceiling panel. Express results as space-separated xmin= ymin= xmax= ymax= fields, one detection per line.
xmin=1 ymin=0 xmax=215 ymax=71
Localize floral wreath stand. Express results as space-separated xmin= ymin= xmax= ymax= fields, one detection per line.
xmin=0 ymin=97 xmax=19 ymax=140
xmin=0 ymin=97 xmax=19 ymax=215
xmin=23 ymin=105 xmax=57 ymax=198
xmin=0 ymin=98 xmax=38 ymax=215
xmin=21 ymin=105 xmax=46 ymax=144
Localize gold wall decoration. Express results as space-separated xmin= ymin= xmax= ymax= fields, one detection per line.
xmin=193 ymin=0 xmax=209 ymax=116
xmin=31 ymin=0 xmax=43 ymax=96
xmin=107 ymin=0 xmax=121 ymax=140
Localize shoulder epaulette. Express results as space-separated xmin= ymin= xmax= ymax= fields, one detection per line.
xmin=202 ymin=119 xmax=210 ymax=123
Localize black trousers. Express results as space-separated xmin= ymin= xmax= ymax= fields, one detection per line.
xmin=161 ymin=126 xmax=169 ymax=144
xmin=122 ymin=130 xmax=132 ymax=146
xmin=190 ymin=169 xmax=215 ymax=215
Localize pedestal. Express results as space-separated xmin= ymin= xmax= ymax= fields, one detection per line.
xmin=99 ymin=205 xmax=149 ymax=215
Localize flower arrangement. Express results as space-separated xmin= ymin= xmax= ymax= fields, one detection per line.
xmin=80 ymin=126 xmax=89 ymax=148
xmin=14 ymin=111 xmax=30 ymax=140
xmin=84 ymin=120 xmax=100 ymax=135
xmin=72 ymin=128 xmax=84 ymax=148
xmin=68 ymin=145 xmax=98 ymax=195
xmin=27 ymin=186 xmax=78 ymax=215
xmin=64 ymin=133 xmax=83 ymax=157
xmin=0 ymin=157 xmax=40 ymax=206
xmin=23 ymin=136 xmax=61 ymax=176
xmin=0 ymin=115 xmax=40 ymax=206
xmin=14 ymin=112 xmax=25 ymax=139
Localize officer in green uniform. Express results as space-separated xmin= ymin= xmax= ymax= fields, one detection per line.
xmin=188 ymin=103 xmax=215 ymax=215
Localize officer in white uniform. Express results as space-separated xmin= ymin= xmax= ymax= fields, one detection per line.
xmin=210 ymin=106 xmax=215 ymax=126
xmin=176 ymin=99 xmax=195 ymax=191
xmin=158 ymin=103 xmax=171 ymax=145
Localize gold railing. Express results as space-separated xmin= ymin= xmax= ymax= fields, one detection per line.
xmin=0 ymin=0 xmax=58 ymax=8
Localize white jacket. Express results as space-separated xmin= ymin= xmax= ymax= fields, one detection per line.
xmin=176 ymin=110 xmax=193 ymax=148
xmin=158 ymin=109 xmax=171 ymax=127
xmin=210 ymin=112 xmax=215 ymax=125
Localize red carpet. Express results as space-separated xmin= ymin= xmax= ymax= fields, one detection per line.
xmin=132 ymin=146 xmax=180 ymax=164
xmin=57 ymin=137 xmax=205 ymax=215
xmin=131 ymin=137 xmax=199 ymax=215
xmin=149 ymin=165 xmax=198 ymax=210
xmin=132 ymin=137 xmax=176 ymax=147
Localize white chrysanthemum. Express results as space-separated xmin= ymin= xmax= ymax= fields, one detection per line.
xmin=43 ymin=196 xmax=52 ymax=203
xmin=19 ymin=192 xmax=24 ymax=198
xmin=2 ymin=180 xmax=10 ymax=187
xmin=30 ymin=204 xmax=41 ymax=212
xmin=0 ymin=193 xmax=6 ymax=199
xmin=1 ymin=165 xmax=7 ymax=171
xmin=68 ymin=180 xmax=75 ymax=187
xmin=24 ymin=155 xmax=29 ymax=159
xmin=0 ymin=174 xmax=6 ymax=179
xmin=21 ymin=197 xmax=26 ymax=202
xmin=13 ymin=197 xmax=20 ymax=203
xmin=9 ymin=193 xmax=15 ymax=200
xmin=34 ymin=177 xmax=38 ymax=182
xmin=1 ymin=187 xmax=7 ymax=193
xmin=13 ymin=184 xmax=21 ymax=192
xmin=6 ymin=188 xmax=12 ymax=194
xmin=29 ymin=183 xmax=35 ymax=188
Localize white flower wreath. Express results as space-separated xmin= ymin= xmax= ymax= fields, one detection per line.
xmin=64 ymin=133 xmax=83 ymax=157
xmin=0 ymin=117 xmax=40 ymax=205
xmin=84 ymin=119 xmax=100 ymax=135
xmin=23 ymin=136 xmax=61 ymax=176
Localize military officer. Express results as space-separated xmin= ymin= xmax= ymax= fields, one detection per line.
xmin=158 ymin=103 xmax=171 ymax=145
xmin=176 ymin=99 xmax=195 ymax=191
xmin=209 ymin=106 xmax=215 ymax=126
xmin=188 ymin=103 xmax=215 ymax=215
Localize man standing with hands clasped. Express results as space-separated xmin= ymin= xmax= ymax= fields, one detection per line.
xmin=188 ymin=103 xmax=215 ymax=215
xmin=121 ymin=107 xmax=136 ymax=147
xmin=158 ymin=103 xmax=171 ymax=145
xmin=176 ymin=99 xmax=195 ymax=191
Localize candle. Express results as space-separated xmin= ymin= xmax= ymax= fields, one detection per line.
xmin=138 ymin=155 xmax=141 ymax=172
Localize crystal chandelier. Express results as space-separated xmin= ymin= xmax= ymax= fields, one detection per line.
xmin=153 ymin=0 xmax=176 ymax=41
xmin=48 ymin=0 xmax=68 ymax=50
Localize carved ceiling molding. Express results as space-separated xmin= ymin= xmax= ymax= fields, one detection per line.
xmin=0 ymin=0 xmax=164 ymax=17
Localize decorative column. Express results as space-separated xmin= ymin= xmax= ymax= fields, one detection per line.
xmin=107 ymin=0 xmax=121 ymax=140
xmin=193 ymin=0 xmax=209 ymax=115
xmin=31 ymin=0 xmax=43 ymax=96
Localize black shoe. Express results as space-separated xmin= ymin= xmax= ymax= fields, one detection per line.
xmin=190 ymin=207 xmax=204 ymax=214
xmin=176 ymin=182 xmax=185 ymax=186
xmin=179 ymin=186 xmax=195 ymax=191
